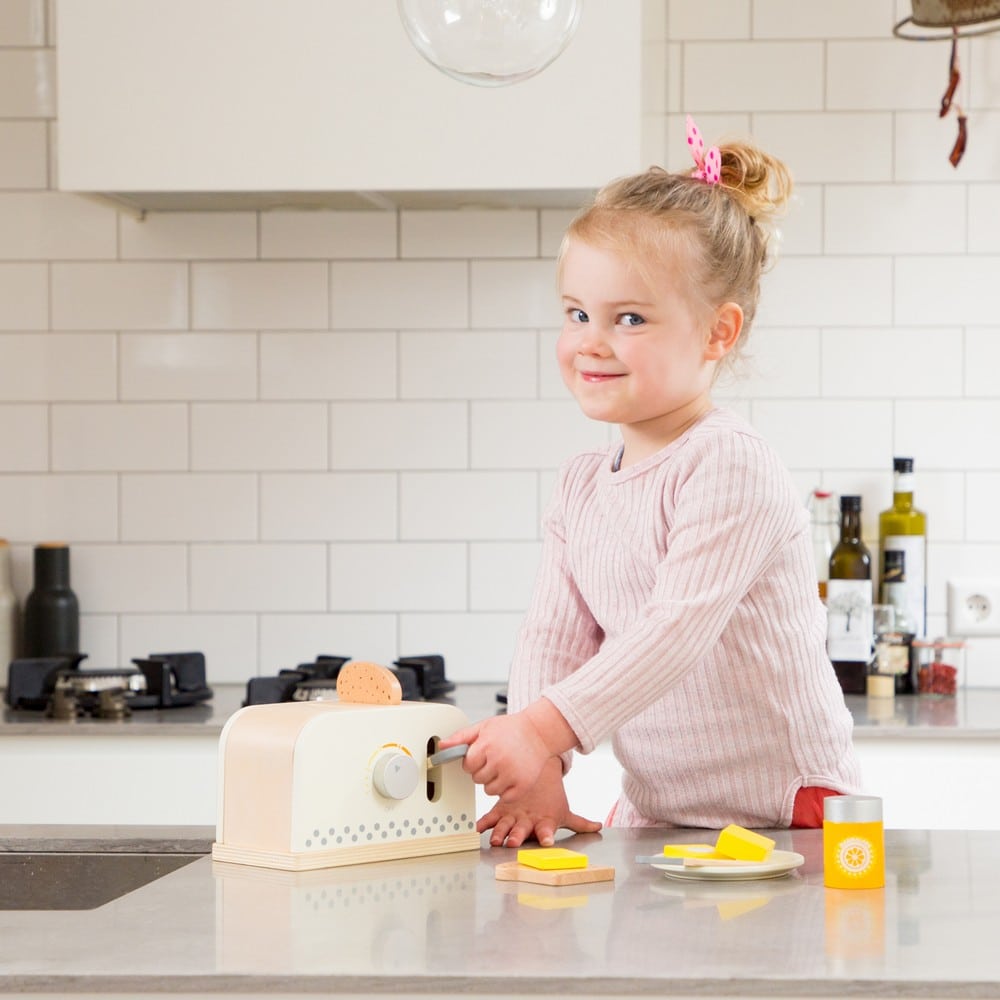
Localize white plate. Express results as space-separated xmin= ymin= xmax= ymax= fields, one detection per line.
xmin=651 ymin=849 xmax=805 ymax=882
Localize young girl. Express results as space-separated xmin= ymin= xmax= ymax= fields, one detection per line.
xmin=440 ymin=118 xmax=861 ymax=847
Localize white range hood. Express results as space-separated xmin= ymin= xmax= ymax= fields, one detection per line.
xmin=56 ymin=0 xmax=643 ymax=213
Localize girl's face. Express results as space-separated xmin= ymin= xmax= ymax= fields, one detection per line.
xmin=557 ymin=237 xmax=738 ymax=462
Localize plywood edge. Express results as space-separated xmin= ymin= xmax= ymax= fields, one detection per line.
xmin=494 ymin=861 xmax=616 ymax=886
xmin=212 ymin=830 xmax=481 ymax=871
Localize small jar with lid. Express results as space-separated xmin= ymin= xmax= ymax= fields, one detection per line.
xmin=914 ymin=637 xmax=964 ymax=696
xmin=824 ymin=795 xmax=885 ymax=889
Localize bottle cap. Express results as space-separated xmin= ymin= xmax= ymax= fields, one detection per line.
xmin=893 ymin=457 xmax=914 ymax=473
xmin=825 ymin=794 xmax=883 ymax=824
xmin=839 ymin=495 xmax=861 ymax=512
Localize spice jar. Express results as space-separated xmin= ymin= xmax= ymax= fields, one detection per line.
xmin=914 ymin=637 xmax=964 ymax=696
xmin=824 ymin=795 xmax=885 ymax=890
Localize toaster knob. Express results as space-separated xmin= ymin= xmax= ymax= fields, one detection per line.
xmin=372 ymin=750 xmax=419 ymax=800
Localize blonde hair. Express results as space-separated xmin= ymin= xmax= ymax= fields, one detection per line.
xmin=559 ymin=138 xmax=793 ymax=366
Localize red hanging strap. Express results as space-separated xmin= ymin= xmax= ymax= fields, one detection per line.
xmin=940 ymin=29 xmax=968 ymax=167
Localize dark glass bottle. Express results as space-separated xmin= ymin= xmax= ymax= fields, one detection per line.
xmin=23 ymin=543 xmax=80 ymax=658
xmin=826 ymin=496 xmax=873 ymax=695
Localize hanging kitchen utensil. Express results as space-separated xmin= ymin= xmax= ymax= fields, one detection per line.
xmin=892 ymin=2 xmax=1000 ymax=167
xmin=398 ymin=0 xmax=584 ymax=86
xmin=940 ymin=32 xmax=968 ymax=166
xmin=893 ymin=0 xmax=1000 ymax=39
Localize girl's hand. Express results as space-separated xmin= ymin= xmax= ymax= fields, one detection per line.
xmin=440 ymin=711 xmax=552 ymax=800
xmin=477 ymin=758 xmax=602 ymax=847
xmin=439 ymin=698 xmax=579 ymax=802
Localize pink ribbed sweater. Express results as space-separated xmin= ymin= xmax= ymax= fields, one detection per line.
xmin=508 ymin=408 xmax=861 ymax=828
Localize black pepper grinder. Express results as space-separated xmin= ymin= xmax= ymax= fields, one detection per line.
xmin=23 ymin=542 xmax=80 ymax=658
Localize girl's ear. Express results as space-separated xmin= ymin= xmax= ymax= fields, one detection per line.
xmin=704 ymin=302 xmax=743 ymax=361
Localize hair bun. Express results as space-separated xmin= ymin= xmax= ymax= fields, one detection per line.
xmin=718 ymin=143 xmax=793 ymax=226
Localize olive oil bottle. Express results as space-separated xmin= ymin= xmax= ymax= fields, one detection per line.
xmin=878 ymin=457 xmax=926 ymax=639
xmin=827 ymin=495 xmax=873 ymax=695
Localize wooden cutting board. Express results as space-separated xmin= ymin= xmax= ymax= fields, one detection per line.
xmin=494 ymin=861 xmax=615 ymax=886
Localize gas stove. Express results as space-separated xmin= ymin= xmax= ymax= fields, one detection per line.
xmin=244 ymin=654 xmax=455 ymax=706
xmin=4 ymin=651 xmax=214 ymax=719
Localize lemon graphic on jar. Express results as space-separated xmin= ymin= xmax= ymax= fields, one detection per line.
xmin=836 ymin=836 xmax=873 ymax=876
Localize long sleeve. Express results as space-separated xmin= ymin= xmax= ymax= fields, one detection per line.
xmin=507 ymin=486 xmax=603 ymax=714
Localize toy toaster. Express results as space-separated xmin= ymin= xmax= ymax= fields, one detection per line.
xmin=212 ymin=661 xmax=480 ymax=871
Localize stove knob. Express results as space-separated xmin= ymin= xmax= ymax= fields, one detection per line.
xmin=372 ymin=750 xmax=419 ymax=800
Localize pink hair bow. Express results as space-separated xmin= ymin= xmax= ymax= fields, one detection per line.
xmin=686 ymin=114 xmax=721 ymax=184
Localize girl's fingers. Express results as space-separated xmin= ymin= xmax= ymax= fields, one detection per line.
xmin=489 ymin=815 xmax=517 ymax=846
xmin=437 ymin=723 xmax=479 ymax=750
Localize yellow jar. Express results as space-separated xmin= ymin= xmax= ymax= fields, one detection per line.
xmin=823 ymin=795 xmax=885 ymax=889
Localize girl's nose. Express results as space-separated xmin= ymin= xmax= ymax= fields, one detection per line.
xmin=576 ymin=324 xmax=611 ymax=356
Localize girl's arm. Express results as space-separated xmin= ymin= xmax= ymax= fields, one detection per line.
xmin=439 ymin=463 xmax=602 ymax=800
xmin=507 ymin=474 xmax=604 ymax=715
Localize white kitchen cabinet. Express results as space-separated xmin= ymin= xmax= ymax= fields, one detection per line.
xmin=563 ymin=735 xmax=1000 ymax=831
xmin=6 ymin=686 xmax=999 ymax=829
xmin=6 ymin=733 xmax=997 ymax=830
xmin=55 ymin=0 xmax=643 ymax=212
xmin=3 ymin=732 xmax=219 ymax=825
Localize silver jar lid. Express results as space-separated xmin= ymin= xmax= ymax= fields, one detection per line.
xmin=824 ymin=794 xmax=883 ymax=824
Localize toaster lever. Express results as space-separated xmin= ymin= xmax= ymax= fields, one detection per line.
xmin=427 ymin=744 xmax=468 ymax=768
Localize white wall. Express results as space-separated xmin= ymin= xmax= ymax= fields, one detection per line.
xmin=0 ymin=0 xmax=998 ymax=686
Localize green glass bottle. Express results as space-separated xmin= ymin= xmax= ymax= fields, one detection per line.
xmin=827 ymin=495 xmax=872 ymax=695
xmin=878 ymin=457 xmax=927 ymax=639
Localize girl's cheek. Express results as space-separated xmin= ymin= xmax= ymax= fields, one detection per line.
xmin=555 ymin=331 xmax=574 ymax=365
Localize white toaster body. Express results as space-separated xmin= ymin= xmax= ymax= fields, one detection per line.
xmin=212 ymin=700 xmax=480 ymax=871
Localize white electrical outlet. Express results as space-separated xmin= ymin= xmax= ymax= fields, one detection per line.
xmin=947 ymin=580 xmax=1000 ymax=637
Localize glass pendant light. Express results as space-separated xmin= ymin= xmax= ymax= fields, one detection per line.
xmin=398 ymin=0 xmax=584 ymax=87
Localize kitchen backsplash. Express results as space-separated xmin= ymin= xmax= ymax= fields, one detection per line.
xmin=1 ymin=0 xmax=998 ymax=685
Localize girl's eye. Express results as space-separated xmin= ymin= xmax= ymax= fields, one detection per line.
xmin=568 ymin=308 xmax=589 ymax=323
xmin=619 ymin=313 xmax=645 ymax=328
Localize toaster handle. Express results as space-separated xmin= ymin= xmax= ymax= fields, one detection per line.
xmin=427 ymin=744 xmax=469 ymax=767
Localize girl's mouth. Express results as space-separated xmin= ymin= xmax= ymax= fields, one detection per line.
xmin=579 ymin=371 xmax=624 ymax=383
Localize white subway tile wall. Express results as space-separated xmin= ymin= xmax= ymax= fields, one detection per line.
xmin=1 ymin=0 xmax=998 ymax=686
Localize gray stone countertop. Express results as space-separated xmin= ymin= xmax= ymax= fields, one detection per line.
xmin=1 ymin=825 xmax=998 ymax=997
xmin=3 ymin=682 xmax=1000 ymax=739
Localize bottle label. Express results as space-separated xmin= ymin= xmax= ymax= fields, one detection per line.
xmin=882 ymin=535 xmax=926 ymax=637
xmin=826 ymin=579 xmax=873 ymax=662
xmin=874 ymin=638 xmax=909 ymax=675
